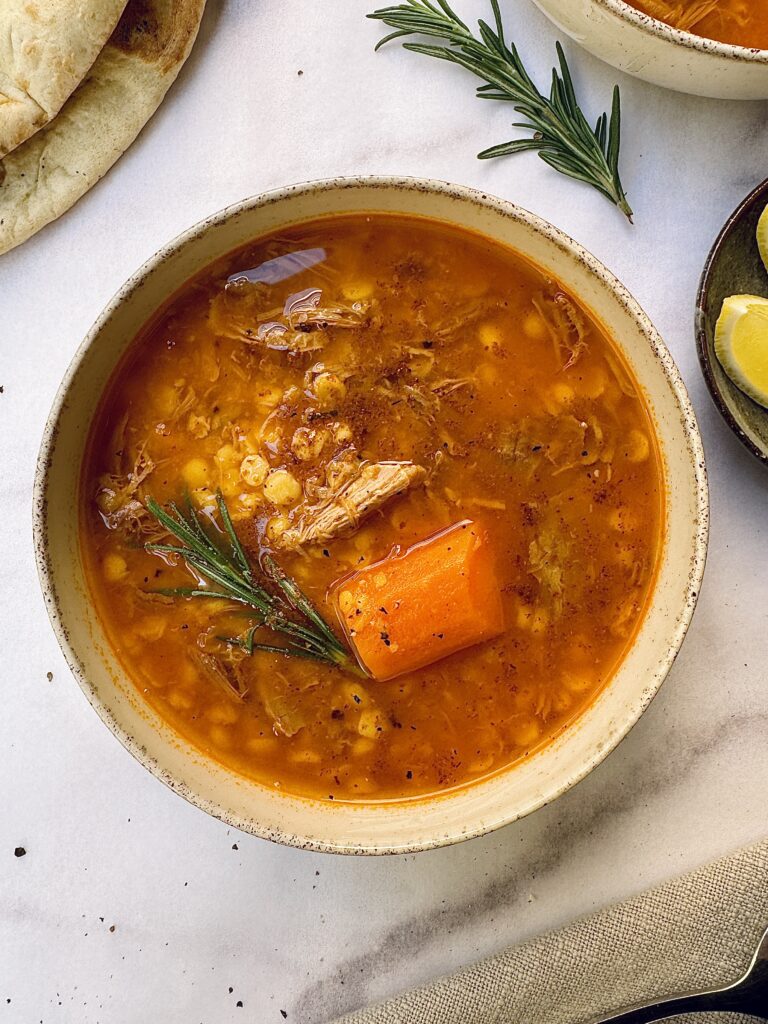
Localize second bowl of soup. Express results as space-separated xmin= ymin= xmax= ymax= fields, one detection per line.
xmin=35 ymin=177 xmax=708 ymax=853
xmin=530 ymin=0 xmax=768 ymax=99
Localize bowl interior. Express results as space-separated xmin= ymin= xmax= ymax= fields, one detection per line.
xmin=697 ymin=178 xmax=768 ymax=467
xmin=36 ymin=178 xmax=708 ymax=854
xmin=599 ymin=0 xmax=768 ymax=56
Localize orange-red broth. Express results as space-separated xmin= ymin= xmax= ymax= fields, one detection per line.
xmin=624 ymin=0 xmax=768 ymax=49
xmin=81 ymin=214 xmax=664 ymax=802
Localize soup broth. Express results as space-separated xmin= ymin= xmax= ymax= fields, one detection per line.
xmin=625 ymin=0 xmax=768 ymax=49
xmin=81 ymin=214 xmax=664 ymax=802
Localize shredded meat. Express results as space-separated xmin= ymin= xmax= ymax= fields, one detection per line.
xmin=277 ymin=459 xmax=426 ymax=549
xmin=209 ymin=283 xmax=375 ymax=353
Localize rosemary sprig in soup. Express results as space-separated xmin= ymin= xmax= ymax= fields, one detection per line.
xmin=145 ymin=493 xmax=357 ymax=671
xmin=368 ymin=0 xmax=632 ymax=220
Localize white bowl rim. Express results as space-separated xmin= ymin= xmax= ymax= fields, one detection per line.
xmin=33 ymin=174 xmax=709 ymax=854
xmin=593 ymin=0 xmax=768 ymax=61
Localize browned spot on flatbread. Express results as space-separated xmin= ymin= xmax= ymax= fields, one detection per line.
xmin=110 ymin=0 xmax=201 ymax=73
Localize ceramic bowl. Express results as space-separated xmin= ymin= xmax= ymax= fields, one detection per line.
xmin=530 ymin=0 xmax=768 ymax=99
xmin=696 ymin=178 xmax=768 ymax=466
xmin=34 ymin=176 xmax=709 ymax=854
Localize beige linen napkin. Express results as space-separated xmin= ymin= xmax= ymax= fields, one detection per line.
xmin=334 ymin=839 xmax=768 ymax=1024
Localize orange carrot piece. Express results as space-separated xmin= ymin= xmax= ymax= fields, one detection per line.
xmin=334 ymin=520 xmax=505 ymax=681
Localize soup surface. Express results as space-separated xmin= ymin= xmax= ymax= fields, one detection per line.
xmin=81 ymin=213 xmax=664 ymax=802
xmin=625 ymin=0 xmax=768 ymax=48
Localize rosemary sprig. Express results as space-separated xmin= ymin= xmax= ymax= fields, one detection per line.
xmin=144 ymin=492 xmax=357 ymax=672
xmin=368 ymin=0 xmax=633 ymax=220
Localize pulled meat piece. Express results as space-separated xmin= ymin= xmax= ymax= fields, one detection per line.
xmin=495 ymin=415 xmax=586 ymax=469
xmin=95 ymin=437 xmax=161 ymax=541
xmin=276 ymin=458 xmax=426 ymax=549
xmin=533 ymin=290 xmax=589 ymax=370
xmin=190 ymin=651 xmax=249 ymax=702
xmin=209 ymin=283 xmax=375 ymax=354
xmin=528 ymin=525 xmax=570 ymax=618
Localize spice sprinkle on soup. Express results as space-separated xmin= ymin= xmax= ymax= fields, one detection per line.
xmin=81 ymin=213 xmax=664 ymax=802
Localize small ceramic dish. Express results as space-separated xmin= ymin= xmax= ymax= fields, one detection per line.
xmin=696 ymin=178 xmax=768 ymax=467
xmin=34 ymin=177 xmax=708 ymax=854
xmin=529 ymin=0 xmax=768 ymax=100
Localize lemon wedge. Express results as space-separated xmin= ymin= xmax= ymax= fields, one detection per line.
xmin=714 ymin=295 xmax=768 ymax=409
xmin=757 ymin=203 xmax=768 ymax=275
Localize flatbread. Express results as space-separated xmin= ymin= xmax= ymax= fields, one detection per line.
xmin=0 ymin=0 xmax=129 ymax=158
xmin=0 ymin=0 xmax=206 ymax=256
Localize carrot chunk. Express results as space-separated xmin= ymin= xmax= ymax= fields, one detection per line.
xmin=334 ymin=520 xmax=505 ymax=681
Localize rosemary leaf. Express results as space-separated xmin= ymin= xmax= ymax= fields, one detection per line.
xmin=368 ymin=0 xmax=633 ymax=220
xmin=144 ymin=491 xmax=358 ymax=673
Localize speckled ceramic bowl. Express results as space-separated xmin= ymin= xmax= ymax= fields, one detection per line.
xmin=696 ymin=178 xmax=768 ymax=465
xmin=34 ymin=177 xmax=709 ymax=854
xmin=530 ymin=0 xmax=768 ymax=99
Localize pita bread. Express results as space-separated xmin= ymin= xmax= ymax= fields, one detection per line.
xmin=0 ymin=0 xmax=206 ymax=256
xmin=0 ymin=0 xmax=129 ymax=158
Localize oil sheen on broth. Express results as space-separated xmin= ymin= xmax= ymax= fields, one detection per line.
xmin=625 ymin=0 xmax=768 ymax=48
xmin=81 ymin=214 xmax=664 ymax=803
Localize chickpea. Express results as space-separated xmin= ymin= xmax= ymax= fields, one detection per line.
xmin=240 ymin=453 xmax=270 ymax=487
xmin=266 ymin=513 xmax=291 ymax=541
xmin=339 ymin=682 xmax=370 ymax=707
xmin=154 ymin=384 xmax=178 ymax=417
xmin=187 ymin=414 xmax=210 ymax=440
xmin=552 ymin=690 xmax=574 ymax=714
xmin=263 ymin=469 xmax=302 ymax=506
xmin=256 ymin=385 xmax=284 ymax=411
xmin=608 ymin=507 xmax=638 ymax=533
xmin=181 ymin=457 xmax=209 ymax=490
xmin=512 ymin=719 xmax=542 ymax=748
xmin=214 ymin=443 xmax=238 ymax=467
xmin=577 ymin=366 xmax=607 ymax=399
xmin=523 ymin=312 xmax=548 ymax=342
xmin=357 ymin=709 xmax=385 ymax=739
xmin=530 ymin=608 xmax=550 ymax=635
xmin=134 ymin=616 xmax=166 ymax=642
xmin=206 ymin=703 xmax=239 ymax=726
xmin=479 ymin=363 xmax=497 ymax=386
xmin=191 ymin=487 xmax=217 ymax=511
xmin=231 ymin=492 xmax=261 ymax=520
xmin=478 ymin=323 xmax=503 ymax=348
xmin=102 ymin=553 xmax=128 ymax=583
xmin=469 ymin=751 xmax=496 ymax=773
xmin=209 ymin=725 xmax=232 ymax=749
xmin=167 ymin=688 xmax=194 ymax=710
xmin=351 ymin=737 xmax=376 ymax=757
xmin=246 ymin=736 xmax=279 ymax=755
xmin=515 ymin=603 xmax=548 ymax=634
xmin=291 ymin=426 xmax=328 ymax=462
xmin=625 ymin=429 xmax=650 ymax=463
xmin=313 ymin=371 xmax=346 ymax=410
xmin=563 ymin=673 xmax=593 ymax=693
xmin=333 ymin=422 xmax=354 ymax=444
xmin=551 ymin=382 xmax=575 ymax=407
xmin=289 ymin=749 xmax=322 ymax=765
xmin=342 ymin=280 xmax=374 ymax=301
xmin=96 ymin=487 xmax=120 ymax=515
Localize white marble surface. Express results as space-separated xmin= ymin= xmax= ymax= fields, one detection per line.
xmin=2 ymin=2 xmax=768 ymax=1021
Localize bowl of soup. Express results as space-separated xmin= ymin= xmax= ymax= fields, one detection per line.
xmin=530 ymin=0 xmax=768 ymax=99
xmin=34 ymin=177 xmax=708 ymax=854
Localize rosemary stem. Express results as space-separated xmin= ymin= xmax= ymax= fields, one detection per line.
xmin=144 ymin=493 xmax=359 ymax=673
xmin=368 ymin=0 xmax=633 ymax=220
